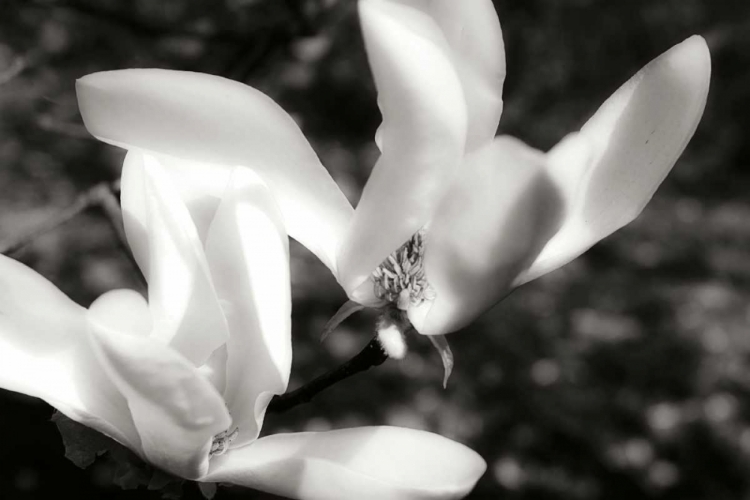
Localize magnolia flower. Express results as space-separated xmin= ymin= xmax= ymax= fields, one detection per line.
xmin=0 ymin=158 xmax=485 ymax=499
xmin=334 ymin=0 xmax=712 ymax=337
xmin=74 ymin=1 xmax=710 ymax=343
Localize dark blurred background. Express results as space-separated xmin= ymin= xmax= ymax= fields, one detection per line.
xmin=1 ymin=0 xmax=749 ymax=498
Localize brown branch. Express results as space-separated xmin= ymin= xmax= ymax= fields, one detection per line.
xmin=268 ymin=336 xmax=389 ymax=414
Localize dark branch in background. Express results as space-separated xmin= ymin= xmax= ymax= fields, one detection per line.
xmin=0 ymin=180 xmax=144 ymax=287
xmin=30 ymin=0 xmax=255 ymax=44
xmin=268 ymin=337 xmax=388 ymax=414
xmin=31 ymin=0 xmax=342 ymax=84
xmin=220 ymin=0 xmax=318 ymax=82
xmin=0 ymin=56 xmax=27 ymax=86
xmin=1 ymin=180 xmax=116 ymax=255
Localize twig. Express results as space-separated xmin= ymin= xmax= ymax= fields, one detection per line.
xmin=31 ymin=0 xmax=251 ymax=43
xmin=1 ymin=181 xmax=116 ymax=255
xmin=0 ymin=180 xmax=145 ymax=286
xmin=91 ymin=181 xmax=142 ymax=282
xmin=0 ymin=56 xmax=27 ymax=86
xmin=268 ymin=336 xmax=388 ymax=414
xmin=36 ymin=116 xmax=94 ymax=140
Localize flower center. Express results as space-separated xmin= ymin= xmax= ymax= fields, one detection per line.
xmin=371 ymin=230 xmax=433 ymax=310
xmin=209 ymin=426 xmax=239 ymax=457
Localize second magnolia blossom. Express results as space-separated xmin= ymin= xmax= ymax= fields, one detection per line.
xmin=75 ymin=0 xmax=711 ymax=339
xmin=0 ymin=155 xmax=486 ymax=499
xmin=337 ymin=0 xmax=712 ymax=336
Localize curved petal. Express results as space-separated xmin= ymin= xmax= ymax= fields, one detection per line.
xmin=87 ymin=292 xmax=231 ymax=480
xmin=152 ymin=153 xmax=235 ymax=245
xmin=517 ymin=35 xmax=711 ymax=285
xmin=204 ymin=168 xmax=291 ymax=448
xmin=119 ymin=151 xmax=150 ymax=275
xmin=121 ymin=151 xmax=234 ymax=270
xmin=77 ymin=69 xmax=352 ymax=275
xmin=87 ymin=289 xmax=153 ymax=337
xmin=204 ymin=426 xmax=486 ymax=500
xmin=122 ymin=152 xmax=229 ymax=367
xmin=427 ymin=0 xmax=505 ymax=151
xmin=410 ymin=137 xmax=563 ymax=336
xmin=337 ymin=0 xmax=467 ymax=298
xmin=0 ymin=255 xmax=141 ymax=451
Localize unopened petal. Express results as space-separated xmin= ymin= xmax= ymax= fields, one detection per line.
xmin=411 ymin=137 xmax=562 ymax=336
xmin=204 ymin=426 xmax=486 ymax=500
xmin=337 ymin=0 xmax=467 ymax=296
xmin=204 ymin=168 xmax=291 ymax=448
xmin=122 ymin=152 xmax=229 ymax=367
xmin=518 ymin=36 xmax=711 ymax=284
xmin=76 ymin=69 xmax=352 ymax=274
xmin=87 ymin=302 xmax=231 ymax=480
xmin=0 ymin=255 xmax=140 ymax=451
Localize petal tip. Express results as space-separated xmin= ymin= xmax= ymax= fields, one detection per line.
xmin=663 ymin=35 xmax=712 ymax=94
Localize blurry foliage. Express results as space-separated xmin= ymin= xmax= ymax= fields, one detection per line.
xmin=1 ymin=0 xmax=750 ymax=499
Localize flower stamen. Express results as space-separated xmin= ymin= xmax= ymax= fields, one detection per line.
xmin=210 ymin=426 xmax=239 ymax=457
xmin=372 ymin=230 xmax=433 ymax=310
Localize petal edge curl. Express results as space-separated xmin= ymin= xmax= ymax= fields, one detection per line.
xmin=77 ymin=69 xmax=352 ymax=275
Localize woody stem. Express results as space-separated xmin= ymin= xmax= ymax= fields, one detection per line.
xmin=267 ymin=336 xmax=388 ymax=414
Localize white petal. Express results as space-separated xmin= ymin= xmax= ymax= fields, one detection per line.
xmin=0 ymin=255 xmax=140 ymax=451
xmin=120 ymin=151 xmax=150 ymax=277
xmin=410 ymin=137 xmax=562 ymax=335
xmin=87 ymin=296 xmax=231 ymax=480
xmin=337 ymin=0 xmax=467 ymax=297
xmin=204 ymin=168 xmax=291 ymax=448
xmin=153 ymin=154 xmax=234 ymax=245
xmin=198 ymin=345 xmax=229 ymax=396
xmin=121 ymin=151 xmax=235 ymax=271
xmin=204 ymin=427 xmax=486 ymax=500
xmin=518 ymin=36 xmax=711 ymax=284
xmin=427 ymin=0 xmax=505 ymax=151
xmin=77 ymin=69 xmax=352 ymax=275
xmin=87 ymin=288 xmax=152 ymax=337
xmin=122 ymin=152 xmax=230 ymax=367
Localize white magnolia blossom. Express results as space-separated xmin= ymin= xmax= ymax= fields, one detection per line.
xmin=0 ymin=158 xmax=485 ymax=499
xmin=338 ymin=0 xmax=712 ymax=336
xmin=74 ymin=0 xmax=710 ymax=340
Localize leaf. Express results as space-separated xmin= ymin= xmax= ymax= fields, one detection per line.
xmin=52 ymin=411 xmax=186 ymax=498
xmin=198 ymin=482 xmax=218 ymax=499
xmin=427 ymin=335 xmax=454 ymax=388
xmin=51 ymin=411 xmax=115 ymax=468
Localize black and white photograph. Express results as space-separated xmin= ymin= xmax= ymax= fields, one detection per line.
xmin=0 ymin=1 xmax=747 ymax=499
